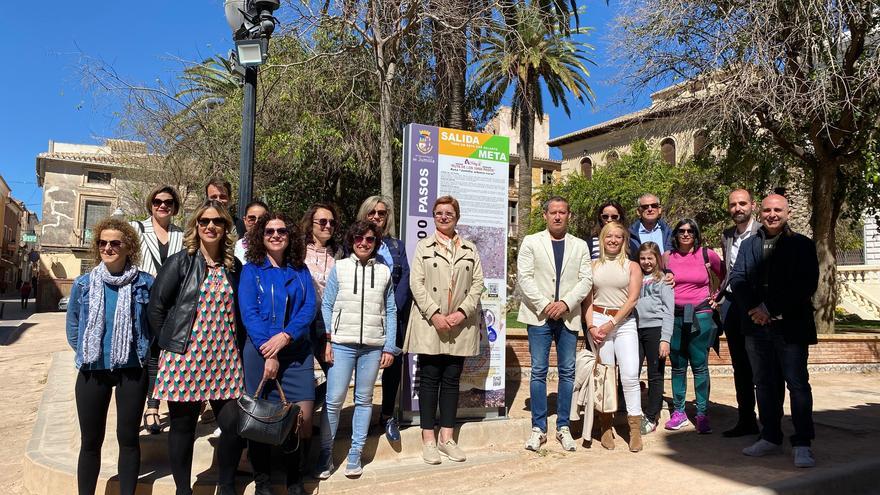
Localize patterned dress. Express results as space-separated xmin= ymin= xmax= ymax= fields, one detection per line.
xmin=152 ymin=265 xmax=245 ymax=402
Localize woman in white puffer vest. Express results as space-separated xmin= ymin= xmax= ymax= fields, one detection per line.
xmin=316 ymin=220 xmax=400 ymax=479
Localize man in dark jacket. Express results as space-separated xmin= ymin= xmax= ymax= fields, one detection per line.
xmin=718 ymin=189 xmax=764 ymax=437
xmin=729 ymin=194 xmax=819 ymax=468
xmin=628 ymin=193 xmax=673 ymax=260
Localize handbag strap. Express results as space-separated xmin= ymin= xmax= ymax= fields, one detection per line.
xmin=254 ymin=377 xmax=291 ymax=405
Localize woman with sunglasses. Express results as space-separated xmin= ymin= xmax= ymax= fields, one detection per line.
xmin=355 ymin=195 xmax=410 ymax=441
xmin=663 ymin=218 xmax=725 ymax=434
xmin=587 ymin=201 xmax=627 ymax=259
xmin=148 ymin=200 xmax=245 ymax=495
xmin=583 ymin=221 xmax=644 ymax=452
xmin=130 ymin=184 xmax=184 ymax=434
xmin=301 ymin=203 xmax=343 ymax=399
xmin=238 ymin=213 xmax=316 ymax=495
xmin=234 ymin=200 xmax=269 ymax=264
xmin=404 ymin=195 xmax=484 ymax=465
xmin=315 ymin=220 xmax=399 ymax=478
xmin=67 ymin=218 xmax=153 ymax=495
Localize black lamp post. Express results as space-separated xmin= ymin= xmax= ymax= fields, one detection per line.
xmin=224 ymin=0 xmax=280 ymax=218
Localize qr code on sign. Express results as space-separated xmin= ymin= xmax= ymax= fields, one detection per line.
xmin=493 ymin=376 xmax=502 ymax=387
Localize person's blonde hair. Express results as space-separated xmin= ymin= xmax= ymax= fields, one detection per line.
xmin=183 ymin=200 xmax=237 ymax=271
xmin=637 ymin=241 xmax=664 ymax=282
xmin=356 ymin=195 xmax=395 ymax=237
xmin=90 ymin=218 xmax=142 ymax=267
xmin=597 ymin=221 xmax=630 ymax=265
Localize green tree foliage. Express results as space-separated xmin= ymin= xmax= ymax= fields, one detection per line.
xmin=532 ymin=140 xmax=728 ymax=244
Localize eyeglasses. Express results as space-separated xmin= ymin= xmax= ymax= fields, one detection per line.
xmin=677 ymin=228 xmax=694 ymax=235
xmin=98 ymin=239 xmax=124 ymax=250
xmin=639 ymin=203 xmax=661 ymax=210
xmin=433 ymin=212 xmax=456 ymax=219
xmin=245 ymin=214 xmax=261 ymax=223
xmin=313 ymin=218 xmax=338 ymax=228
xmin=152 ymin=198 xmax=175 ymax=208
xmin=264 ymin=227 xmax=289 ymax=237
xmin=354 ymin=235 xmax=376 ymax=245
xmin=197 ymin=217 xmax=228 ymax=228
xmin=600 ymin=214 xmax=620 ymax=221
xmin=368 ymin=209 xmax=388 ymax=218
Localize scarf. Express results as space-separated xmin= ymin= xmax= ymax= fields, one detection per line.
xmin=82 ymin=262 xmax=140 ymax=367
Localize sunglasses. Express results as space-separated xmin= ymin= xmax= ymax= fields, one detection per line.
xmin=368 ymin=209 xmax=388 ymax=218
xmin=245 ymin=214 xmax=262 ymax=223
xmin=677 ymin=228 xmax=694 ymax=235
xmin=98 ymin=239 xmax=124 ymax=249
xmin=197 ymin=217 xmax=228 ymax=228
xmin=600 ymin=214 xmax=620 ymax=221
xmin=354 ymin=235 xmax=376 ymax=245
xmin=264 ymin=227 xmax=289 ymax=237
xmin=313 ymin=218 xmax=338 ymax=228
xmin=639 ymin=203 xmax=661 ymax=210
xmin=152 ymin=198 xmax=175 ymax=208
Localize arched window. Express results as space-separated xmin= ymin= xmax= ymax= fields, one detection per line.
xmin=693 ymin=130 xmax=708 ymax=158
xmin=579 ymin=156 xmax=593 ymax=178
xmin=660 ymin=137 xmax=676 ymax=165
xmin=605 ymin=150 xmax=620 ymax=165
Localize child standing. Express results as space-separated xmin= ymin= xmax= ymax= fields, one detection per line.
xmin=634 ymin=242 xmax=674 ymax=434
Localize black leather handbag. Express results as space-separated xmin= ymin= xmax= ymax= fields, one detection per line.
xmin=237 ymin=378 xmax=300 ymax=445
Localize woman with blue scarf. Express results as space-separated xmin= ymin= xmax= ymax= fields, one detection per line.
xmin=66 ymin=218 xmax=154 ymax=495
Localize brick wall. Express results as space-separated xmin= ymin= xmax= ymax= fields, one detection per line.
xmin=505 ymin=329 xmax=880 ymax=369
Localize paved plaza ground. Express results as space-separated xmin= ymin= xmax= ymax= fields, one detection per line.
xmin=2 ymin=307 xmax=879 ymax=494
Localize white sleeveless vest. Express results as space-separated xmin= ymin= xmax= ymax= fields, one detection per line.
xmin=330 ymin=255 xmax=392 ymax=347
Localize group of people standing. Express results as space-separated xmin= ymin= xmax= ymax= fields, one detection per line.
xmin=66 ymin=177 xmax=489 ymax=495
xmin=518 ymin=190 xmax=819 ymax=469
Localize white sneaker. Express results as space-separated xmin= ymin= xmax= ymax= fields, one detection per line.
xmin=556 ymin=426 xmax=576 ymax=451
xmin=793 ymin=446 xmax=816 ymax=468
xmin=742 ymin=439 xmax=783 ymax=457
xmin=524 ymin=427 xmax=547 ymax=451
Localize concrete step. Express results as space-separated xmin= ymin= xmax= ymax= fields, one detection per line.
xmin=23 ymin=352 xmax=529 ymax=495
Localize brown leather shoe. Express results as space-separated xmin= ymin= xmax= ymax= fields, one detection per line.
xmin=599 ymin=412 xmax=615 ymax=450
xmin=628 ymin=415 xmax=643 ymax=452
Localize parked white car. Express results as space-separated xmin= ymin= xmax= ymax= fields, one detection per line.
xmin=58 ymin=297 xmax=69 ymax=312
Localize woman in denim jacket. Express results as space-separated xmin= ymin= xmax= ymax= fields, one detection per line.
xmin=66 ymin=218 xmax=153 ymax=495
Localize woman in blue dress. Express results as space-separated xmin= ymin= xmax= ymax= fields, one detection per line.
xmin=238 ymin=212 xmax=316 ymax=495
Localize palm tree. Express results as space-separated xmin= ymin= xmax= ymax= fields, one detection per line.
xmin=475 ymin=2 xmax=594 ymax=242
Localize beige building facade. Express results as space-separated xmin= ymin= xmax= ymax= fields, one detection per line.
xmin=548 ymin=83 xmax=706 ymax=178
xmin=35 ymin=140 xmax=147 ymax=310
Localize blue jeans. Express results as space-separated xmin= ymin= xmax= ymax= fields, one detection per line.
xmin=745 ymin=328 xmax=814 ymax=447
xmin=527 ymin=320 xmax=577 ymax=431
xmin=320 ymin=343 xmax=382 ymax=457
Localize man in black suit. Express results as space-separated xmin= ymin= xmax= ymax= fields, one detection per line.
xmin=729 ymin=194 xmax=819 ymax=468
xmin=718 ymin=189 xmax=762 ymax=437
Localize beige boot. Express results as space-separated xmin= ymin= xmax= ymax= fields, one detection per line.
xmin=628 ymin=416 xmax=643 ymax=452
xmin=598 ymin=413 xmax=615 ymax=450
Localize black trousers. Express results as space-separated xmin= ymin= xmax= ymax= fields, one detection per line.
xmin=418 ymin=354 xmax=465 ymax=429
xmin=145 ymin=345 xmax=160 ymax=410
xmin=75 ymin=367 xmax=148 ymax=495
xmin=721 ymin=299 xmax=757 ymax=422
xmin=167 ymin=399 xmax=243 ymax=495
xmin=638 ymin=326 xmax=666 ymax=422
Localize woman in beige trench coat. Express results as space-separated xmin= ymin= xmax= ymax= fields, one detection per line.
xmin=403 ymin=195 xmax=484 ymax=466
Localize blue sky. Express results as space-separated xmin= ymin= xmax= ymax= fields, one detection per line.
xmin=0 ymin=0 xmax=646 ymax=221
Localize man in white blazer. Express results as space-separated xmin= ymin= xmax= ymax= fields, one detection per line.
xmin=517 ymin=196 xmax=592 ymax=452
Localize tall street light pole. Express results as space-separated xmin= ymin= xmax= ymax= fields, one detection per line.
xmin=224 ymin=0 xmax=279 ymax=218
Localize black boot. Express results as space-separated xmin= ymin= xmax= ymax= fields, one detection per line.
xmin=722 ymin=417 xmax=760 ymax=438
xmin=285 ymin=439 xmax=305 ymax=495
xmin=253 ymin=471 xmax=273 ymax=495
